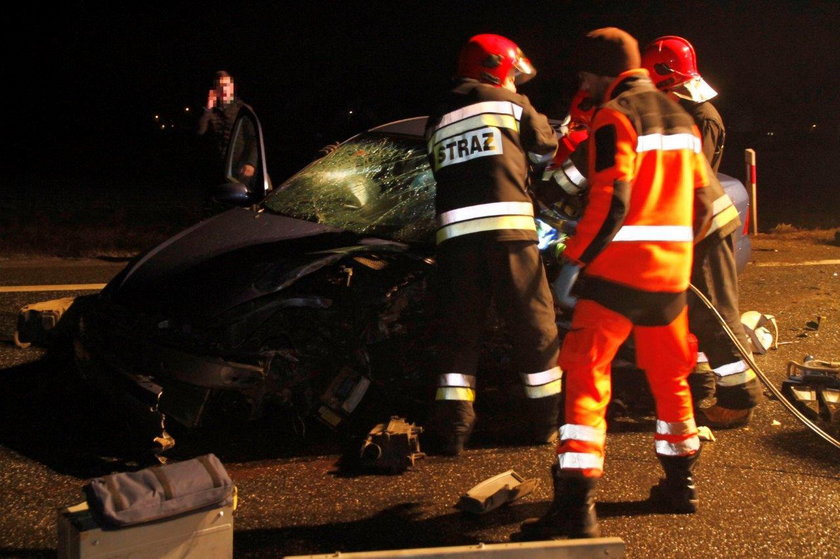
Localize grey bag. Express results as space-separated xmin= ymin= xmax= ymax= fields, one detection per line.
xmin=84 ymin=454 xmax=233 ymax=527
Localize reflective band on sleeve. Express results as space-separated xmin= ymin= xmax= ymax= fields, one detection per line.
xmin=436 ymin=100 xmax=523 ymax=129
xmin=705 ymin=205 xmax=740 ymax=237
xmin=612 ymin=225 xmax=694 ymax=242
xmin=716 ymin=368 xmax=757 ymax=387
xmin=656 ymin=418 xmax=698 ymax=436
xmin=528 ymin=150 xmax=555 ymax=165
xmin=712 ymin=193 xmax=735 ymax=216
xmin=557 ymin=452 xmax=604 ymax=471
xmin=561 ymin=158 xmax=587 ymax=187
xmin=435 ymin=387 xmax=476 ymax=402
xmin=636 ymin=133 xmax=701 ymax=153
xmin=523 ymin=380 xmax=562 ymax=398
xmin=697 ymin=352 xmax=709 ymax=364
xmin=560 ymin=424 xmax=607 ymax=444
xmin=521 ymin=366 xmax=563 ymax=387
xmin=713 ymin=359 xmax=748 ymax=377
xmin=437 ymin=201 xmax=534 ymax=227
xmin=436 ymin=215 xmax=537 ymax=244
xmin=656 ymin=436 xmax=700 ymax=456
xmin=438 ymin=373 xmax=476 ymax=388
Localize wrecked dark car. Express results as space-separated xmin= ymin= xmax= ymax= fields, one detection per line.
xmin=73 ymin=111 xmax=753 ymax=437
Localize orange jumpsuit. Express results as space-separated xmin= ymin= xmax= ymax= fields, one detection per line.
xmin=557 ymin=69 xmax=710 ymax=477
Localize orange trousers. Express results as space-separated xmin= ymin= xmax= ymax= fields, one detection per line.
xmin=557 ymin=299 xmax=698 ymax=477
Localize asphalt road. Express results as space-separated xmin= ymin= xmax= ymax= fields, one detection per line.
xmin=0 ymin=231 xmax=838 ymax=558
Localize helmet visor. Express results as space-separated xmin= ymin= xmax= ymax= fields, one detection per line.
xmin=673 ymin=76 xmax=718 ymax=102
xmin=512 ymin=49 xmax=536 ymax=84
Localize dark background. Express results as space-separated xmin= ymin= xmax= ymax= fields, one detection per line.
xmin=6 ymin=0 xmax=840 ymax=229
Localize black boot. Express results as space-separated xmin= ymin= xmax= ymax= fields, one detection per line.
xmin=527 ymin=394 xmax=562 ymax=445
xmin=650 ymin=449 xmax=701 ymax=513
xmin=425 ymin=400 xmax=475 ymax=457
xmin=519 ymin=466 xmax=600 ymax=540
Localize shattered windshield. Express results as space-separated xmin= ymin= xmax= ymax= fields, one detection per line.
xmin=264 ymin=133 xmax=437 ymax=244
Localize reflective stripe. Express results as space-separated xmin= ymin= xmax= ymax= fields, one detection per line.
xmin=706 ymin=204 xmax=740 ymax=236
xmin=435 ymin=387 xmax=476 ymax=402
xmin=561 ymin=158 xmax=587 ymax=188
xmin=523 ymin=379 xmax=562 ymax=398
xmin=557 ymin=452 xmax=604 ymax=471
xmin=713 ymin=359 xmax=748 ymax=377
xmin=528 ymin=150 xmax=555 ymax=165
xmin=436 ymin=100 xmax=523 ymax=129
xmin=656 ymin=436 xmax=700 ymax=456
xmin=717 ymin=368 xmax=757 ymax=387
xmin=636 ymin=133 xmax=701 ymax=153
xmin=560 ymin=424 xmax=607 ymax=444
xmin=428 ymin=113 xmax=520 ymax=148
xmin=438 ymin=374 xmax=476 ymax=388
xmin=612 ymin=225 xmax=694 ymax=242
xmin=656 ymin=418 xmax=698 ymax=436
xmin=436 ymin=215 xmax=537 ymax=244
xmin=712 ymin=193 xmax=735 ymax=216
xmin=696 ymin=352 xmax=709 ymax=364
xmin=521 ymin=366 xmax=563 ymax=387
xmin=437 ymin=201 xmax=534 ymax=227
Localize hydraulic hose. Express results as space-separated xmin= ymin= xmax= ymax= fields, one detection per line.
xmin=689 ymin=283 xmax=840 ymax=450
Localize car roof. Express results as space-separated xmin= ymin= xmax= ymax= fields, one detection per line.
xmin=368 ymin=117 xmax=427 ymax=138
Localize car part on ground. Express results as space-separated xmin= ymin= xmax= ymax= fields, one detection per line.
xmin=357 ymin=416 xmax=425 ymax=474
xmin=781 ymin=357 xmax=840 ymax=438
xmin=456 ymin=470 xmax=539 ymax=515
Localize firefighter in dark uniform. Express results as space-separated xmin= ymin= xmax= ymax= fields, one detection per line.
xmin=424 ymin=34 xmax=560 ymax=456
xmin=643 ymin=36 xmax=761 ymax=428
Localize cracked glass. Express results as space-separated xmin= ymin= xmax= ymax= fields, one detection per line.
xmin=264 ymin=133 xmax=437 ymax=244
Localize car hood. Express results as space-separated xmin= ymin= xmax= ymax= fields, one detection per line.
xmin=106 ymin=207 xmax=408 ymax=320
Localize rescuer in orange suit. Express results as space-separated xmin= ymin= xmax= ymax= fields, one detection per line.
xmin=518 ymin=27 xmax=713 ymax=540
xmin=642 ymin=36 xmax=761 ymax=429
xmin=424 ymin=34 xmax=561 ymax=456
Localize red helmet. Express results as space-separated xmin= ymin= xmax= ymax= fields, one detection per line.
xmin=641 ymin=35 xmax=717 ymax=101
xmin=457 ymin=34 xmax=536 ymax=87
xmin=641 ymin=36 xmax=700 ymax=90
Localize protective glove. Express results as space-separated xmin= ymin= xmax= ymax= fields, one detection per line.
xmin=552 ymin=263 xmax=581 ymax=312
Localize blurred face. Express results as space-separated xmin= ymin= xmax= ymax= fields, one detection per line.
xmin=215 ymin=76 xmax=235 ymax=104
xmin=579 ymin=71 xmax=612 ymax=104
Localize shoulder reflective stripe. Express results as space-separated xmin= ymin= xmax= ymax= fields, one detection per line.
xmin=612 ymin=225 xmax=694 ymax=242
xmin=561 ymin=158 xmax=588 ymax=187
xmin=435 ymin=387 xmax=476 ymax=402
xmin=436 ymin=215 xmax=537 ymax=244
xmin=656 ymin=437 xmax=700 ymax=456
xmin=520 ymin=366 xmax=563 ymax=386
xmin=528 ymin=150 xmax=555 ymax=165
xmin=713 ymin=359 xmax=748 ymax=377
xmin=437 ymin=201 xmax=534 ymax=227
xmin=558 ymin=452 xmax=604 ymax=471
xmin=436 ymin=100 xmax=523 ymax=129
xmin=560 ymin=424 xmax=607 ymax=444
xmin=656 ymin=418 xmax=698 ymax=436
xmin=697 ymin=352 xmax=709 ymax=364
xmin=523 ymin=380 xmax=562 ymax=398
xmin=636 ymin=133 xmax=701 ymax=153
xmin=716 ymin=368 xmax=757 ymax=387
xmin=429 ymin=113 xmax=520 ymax=148
xmin=437 ymin=373 xmax=477 ymax=388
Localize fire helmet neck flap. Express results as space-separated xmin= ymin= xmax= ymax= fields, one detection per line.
xmin=457 ymin=34 xmax=536 ymax=87
xmin=641 ymin=35 xmax=718 ymax=102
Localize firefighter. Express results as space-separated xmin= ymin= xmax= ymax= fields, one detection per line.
xmin=424 ymin=34 xmax=561 ymax=456
xmin=519 ymin=27 xmax=712 ymax=539
xmin=643 ymin=36 xmax=761 ymax=428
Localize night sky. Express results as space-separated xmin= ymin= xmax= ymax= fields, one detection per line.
xmin=8 ymin=0 xmax=840 ymax=207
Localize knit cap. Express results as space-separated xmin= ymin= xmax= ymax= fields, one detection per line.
xmin=575 ymin=27 xmax=641 ymax=77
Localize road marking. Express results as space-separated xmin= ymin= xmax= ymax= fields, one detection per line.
xmin=0 ymin=284 xmax=106 ymax=293
xmin=752 ymin=259 xmax=840 ymax=268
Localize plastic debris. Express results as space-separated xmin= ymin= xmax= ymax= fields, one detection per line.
xmin=456 ymin=470 xmax=539 ymax=514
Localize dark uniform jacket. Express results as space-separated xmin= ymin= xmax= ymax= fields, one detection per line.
xmin=425 ymin=79 xmax=557 ymax=244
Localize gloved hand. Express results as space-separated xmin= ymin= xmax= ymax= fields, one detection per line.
xmin=552 ymin=263 xmax=581 ymax=312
